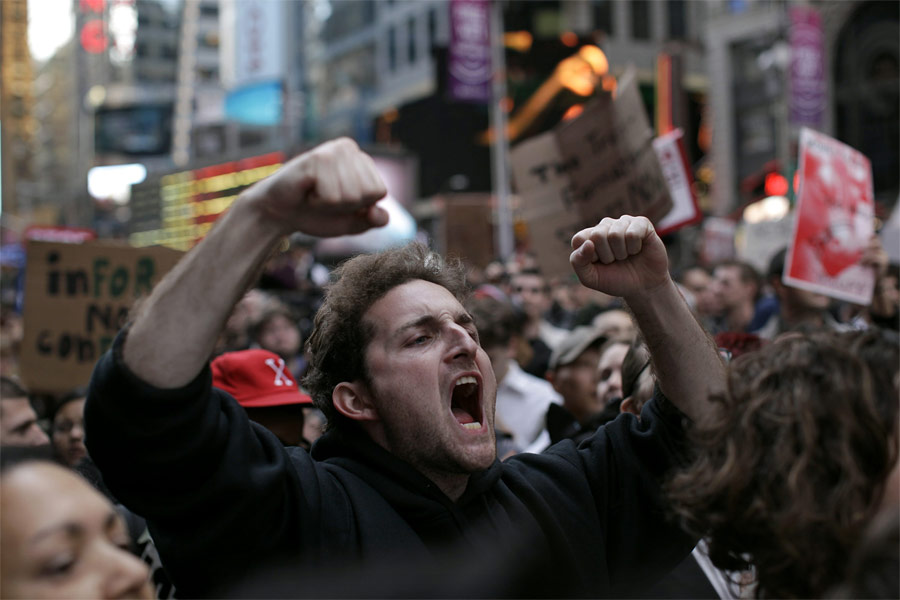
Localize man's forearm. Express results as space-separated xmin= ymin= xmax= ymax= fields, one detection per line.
xmin=625 ymin=280 xmax=725 ymax=422
xmin=119 ymin=138 xmax=389 ymax=389
xmin=123 ymin=198 xmax=282 ymax=388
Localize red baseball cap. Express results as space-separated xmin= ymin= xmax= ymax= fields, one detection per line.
xmin=211 ymin=349 xmax=312 ymax=408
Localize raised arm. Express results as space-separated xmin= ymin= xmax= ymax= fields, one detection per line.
xmin=569 ymin=215 xmax=725 ymax=421
xmin=124 ymin=138 xmax=388 ymax=388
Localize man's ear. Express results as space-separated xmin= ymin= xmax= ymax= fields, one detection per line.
xmin=620 ymin=395 xmax=641 ymax=417
xmin=545 ymin=369 xmax=560 ymax=391
xmin=333 ymin=382 xmax=380 ymax=423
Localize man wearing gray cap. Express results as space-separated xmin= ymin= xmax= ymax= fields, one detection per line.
xmin=543 ymin=326 xmax=618 ymax=445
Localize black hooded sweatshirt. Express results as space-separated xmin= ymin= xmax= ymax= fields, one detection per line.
xmin=85 ymin=333 xmax=695 ymax=598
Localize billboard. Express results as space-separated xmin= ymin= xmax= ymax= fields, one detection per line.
xmin=129 ymin=152 xmax=285 ymax=250
xmin=448 ymin=0 xmax=492 ymax=103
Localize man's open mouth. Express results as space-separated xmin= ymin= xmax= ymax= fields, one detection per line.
xmin=451 ymin=375 xmax=482 ymax=430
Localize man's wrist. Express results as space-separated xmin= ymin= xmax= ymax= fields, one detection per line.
xmin=228 ymin=190 xmax=292 ymax=243
xmin=622 ymin=276 xmax=678 ymax=314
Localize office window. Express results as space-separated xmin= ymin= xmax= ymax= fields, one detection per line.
xmin=388 ymin=26 xmax=397 ymax=71
xmin=407 ymin=17 xmax=417 ymax=63
xmin=668 ymin=0 xmax=687 ymax=39
xmin=428 ymin=7 xmax=437 ymax=46
xmin=593 ymin=0 xmax=613 ymax=36
xmin=631 ymin=0 xmax=651 ymax=40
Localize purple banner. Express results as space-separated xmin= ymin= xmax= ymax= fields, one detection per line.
xmin=448 ymin=0 xmax=492 ymax=103
xmin=789 ymin=5 xmax=825 ymax=127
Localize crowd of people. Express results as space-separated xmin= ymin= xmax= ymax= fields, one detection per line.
xmin=0 ymin=137 xmax=897 ymax=599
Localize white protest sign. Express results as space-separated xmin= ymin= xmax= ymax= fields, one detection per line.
xmin=652 ymin=129 xmax=703 ymax=236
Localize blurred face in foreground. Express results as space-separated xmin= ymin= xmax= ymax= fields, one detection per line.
xmin=350 ymin=280 xmax=498 ymax=496
xmin=0 ymin=462 xmax=153 ymax=599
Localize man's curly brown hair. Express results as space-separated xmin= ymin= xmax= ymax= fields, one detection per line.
xmin=666 ymin=331 xmax=899 ymax=598
xmin=303 ymin=243 xmax=469 ymax=432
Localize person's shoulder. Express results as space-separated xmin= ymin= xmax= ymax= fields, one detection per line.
xmin=538 ymin=320 xmax=569 ymax=349
xmin=505 ymin=362 xmax=561 ymax=402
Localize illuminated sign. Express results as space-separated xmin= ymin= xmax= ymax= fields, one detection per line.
xmin=129 ymin=152 xmax=284 ymax=250
xmin=109 ymin=0 xmax=137 ymax=64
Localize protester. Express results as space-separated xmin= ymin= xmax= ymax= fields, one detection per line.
xmin=677 ymin=266 xmax=721 ymax=328
xmin=667 ymin=329 xmax=899 ymax=598
xmin=49 ymin=390 xmax=87 ymax=467
xmin=466 ymin=295 xmax=562 ymax=453
xmin=215 ymin=288 xmax=275 ymax=356
xmin=0 ymin=376 xmax=50 ymax=448
xmin=211 ymin=349 xmax=314 ymax=448
xmin=754 ymin=248 xmax=852 ymax=340
xmin=710 ymin=260 xmax=762 ymax=333
xmin=869 ymin=263 xmax=900 ymax=331
xmin=250 ymin=304 xmax=307 ymax=379
xmin=618 ymin=338 xmax=653 ymax=417
xmin=509 ymin=268 xmax=568 ymax=377
xmin=0 ymin=306 xmax=23 ymax=377
xmin=595 ymin=338 xmax=632 ymax=409
xmin=825 ymin=509 xmax=899 ymax=599
xmin=0 ymin=451 xmax=153 ymax=599
xmin=543 ymin=325 xmax=608 ymax=445
xmin=301 ymin=407 xmax=327 ymax=447
xmin=85 ymin=138 xmax=725 ymax=597
xmin=590 ymin=308 xmax=636 ymax=340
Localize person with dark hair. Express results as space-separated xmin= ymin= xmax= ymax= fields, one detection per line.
xmin=0 ymin=376 xmax=50 ymax=448
xmin=595 ymin=338 xmax=632 ymax=409
xmin=710 ymin=260 xmax=762 ymax=334
xmin=667 ymin=330 xmax=899 ymax=598
xmin=509 ymin=268 xmax=568 ymax=377
xmin=85 ymin=138 xmax=725 ymax=597
xmin=0 ymin=454 xmax=153 ymax=599
xmin=466 ymin=295 xmax=562 ymax=453
xmin=754 ymin=248 xmax=851 ymax=340
xmin=677 ymin=266 xmax=721 ymax=327
xmin=618 ymin=338 xmax=653 ymax=417
xmin=49 ymin=390 xmax=88 ymax=467
xmin=756 ymin=238 xmax=893 ymax=339
xmin=211 ymin=349 xmax=314 ymax=448
xmin=543 ymin=326 xmax=608 ymax=444
xmin=250 ymin=303 xmax=307 ymax=379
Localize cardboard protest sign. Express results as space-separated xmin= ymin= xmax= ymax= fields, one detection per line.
xmin=510 ymin=67 xmax=672 ymax=278
xmin=784 ymin=128 xmax=875 ymax=304
xmin=21 ymin=241 xmax=183 ymax=393
xmin=652 ymin=129 xmax=703 ymax=236
xmin=442 ymin=194 xmax=495 ymax=269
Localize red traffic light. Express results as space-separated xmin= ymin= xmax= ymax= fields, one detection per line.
xmin=764 ymin=172 xmax=789 ymax=197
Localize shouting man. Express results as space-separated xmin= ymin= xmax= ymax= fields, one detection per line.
xmin=85 ymin=138 xmax=724 ymax=597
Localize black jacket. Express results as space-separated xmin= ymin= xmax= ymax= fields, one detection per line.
xmin=85 ymin=333 xmax=695 ymax=598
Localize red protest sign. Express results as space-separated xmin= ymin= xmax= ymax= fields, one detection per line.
xmin=784 ymin=128 xmax=875 ymax=304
